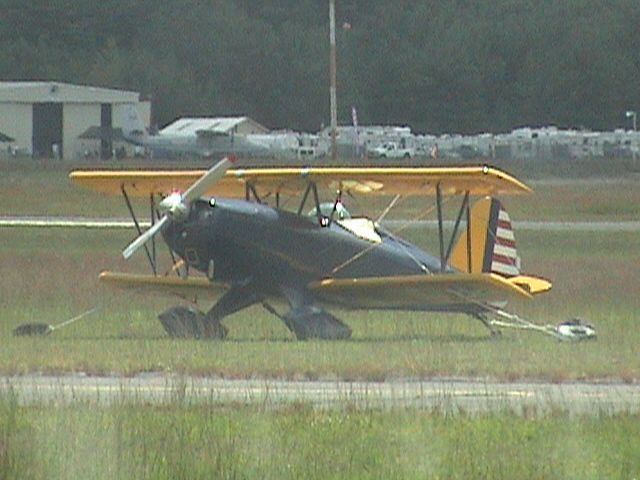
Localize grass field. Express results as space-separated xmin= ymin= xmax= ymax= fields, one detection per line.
xmin=0 ymin=395 xmax=640 ymax=480
xmin=1 ymin=396 xmax=639 ymax=479
xmin=0 ymin=158 xmax=638 ymax=380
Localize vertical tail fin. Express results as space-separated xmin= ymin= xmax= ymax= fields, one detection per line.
xmin=449 ymin=197 xmax=521 ymax=276
xmin=120 ymin=104 xmax=148 ymax=141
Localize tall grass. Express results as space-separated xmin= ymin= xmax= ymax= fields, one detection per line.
xmin=1 ymin=394 xmax=639 ymax=480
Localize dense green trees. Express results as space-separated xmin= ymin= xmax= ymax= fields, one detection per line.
xmin=1 ymin=0 xmax=639 ymax=133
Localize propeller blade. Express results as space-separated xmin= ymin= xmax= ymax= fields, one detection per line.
xmin=182 ymin=155 xmax=235 ymax=202
xmin=122 ymin=215 xmax=169 ymax=259
xmin=122 ymin=156 xmax=235 ymax=260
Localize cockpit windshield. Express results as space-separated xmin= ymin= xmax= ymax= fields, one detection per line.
xmin=307 ymin=201 xmax=351 ymax=220
xmin=336 ymin=217 xmax=382 ymax=243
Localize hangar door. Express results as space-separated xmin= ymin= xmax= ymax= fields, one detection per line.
xmin=33 ymin=103 xmax=63 ymax=158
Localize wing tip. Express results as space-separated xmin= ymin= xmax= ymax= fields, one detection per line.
xmin=483 ymin=165 xmax=533 ymax=194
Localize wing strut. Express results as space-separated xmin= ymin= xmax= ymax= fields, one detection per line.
xmin=466 ymin=198 xmax=472 ymax=273
xmin=436 ymin=183 xmax=445 ymax=272
xmin=295 ymin=180 xmax=326 ymax=226
xmin=296 ymin=182 xmax=313 ymax=216
xmin=434 ymin=187 xmax=473 ymax=272
xmin=444 ymin=191 xmax=470 ymax=266
xmin=245 ymin=182 xmax=262 ymax=203
xmin=150 ymin=193 xmax=157 ymax=270
xmin=121 ymin=184 xmax=157 ymax=275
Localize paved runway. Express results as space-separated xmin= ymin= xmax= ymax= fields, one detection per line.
xmin=2 ymin=216 xmax=639 ymax=232
xmin=2 ymin=375 xmax=639 ymax=415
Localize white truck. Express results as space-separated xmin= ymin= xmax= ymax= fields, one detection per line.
xmin=369 ymin=142 xmax=415 ymax=159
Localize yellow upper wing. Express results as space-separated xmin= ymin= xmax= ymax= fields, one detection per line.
xmin=70 ymin=165 xmax=532 ymax=198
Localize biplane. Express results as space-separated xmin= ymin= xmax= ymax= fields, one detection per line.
xmin=68 ymin=157 xmax=594 ymax=341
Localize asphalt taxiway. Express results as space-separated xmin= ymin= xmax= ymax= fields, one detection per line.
xmin=2 ymin=375 xmax=638 ymax=415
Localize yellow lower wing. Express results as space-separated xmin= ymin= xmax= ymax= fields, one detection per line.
xmin=309 ymin=273 xmax=533 ymax=309
xmin=99 ymin=271 xmax=546 ymax=310
xmin=99 ymin=271 xmax=226 ymax=300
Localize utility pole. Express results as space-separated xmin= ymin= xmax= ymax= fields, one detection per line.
xmin=329 ymin=0 xmax=338 ymax=161
xmin=626 ymin=110 xmax=637 ymax=161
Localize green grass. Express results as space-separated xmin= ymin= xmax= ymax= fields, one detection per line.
xmin=0 ymin=228 xmax=638 ymax=380
xmin=1 ymin=397 xmax=639 ymax=479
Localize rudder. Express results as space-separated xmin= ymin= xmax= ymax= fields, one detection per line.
xmin=449 ymin=197 xmax=520 ymax=276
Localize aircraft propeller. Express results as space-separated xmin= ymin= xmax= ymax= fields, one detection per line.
xmin=122 ymin=156 xmax=234 ymax=259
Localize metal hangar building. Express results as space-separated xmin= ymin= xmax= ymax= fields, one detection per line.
xmin=0 ymin=81 xmax=150 ymax=160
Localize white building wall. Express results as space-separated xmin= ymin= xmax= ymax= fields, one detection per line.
xmin=0 ymin=103 xmax=32 ymax=154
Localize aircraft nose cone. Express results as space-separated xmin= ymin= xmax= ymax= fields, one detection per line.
xmin=159 ymin=192 xmax=188 ymax=220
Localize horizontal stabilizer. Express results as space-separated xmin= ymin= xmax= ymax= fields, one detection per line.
xmin=507 ymin=275 xmax=552 ymax=295
xmin=99 ymin=271 xmax=226 ymax=300
xmin=309 ymin=273 xmax=532 ymax=311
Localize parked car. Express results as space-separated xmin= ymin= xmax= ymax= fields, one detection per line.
xmin=369 ymin=142 xmax=415 ymax=159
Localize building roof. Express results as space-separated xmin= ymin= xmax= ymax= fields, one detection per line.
xmin=160 ymin=116 xmax=268 ymax=137
xmin=0 ymin=81 xmax=140 ymax=104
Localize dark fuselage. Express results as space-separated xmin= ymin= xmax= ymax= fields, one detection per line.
xmin=162 ymin=198 xmax=446 ymax=300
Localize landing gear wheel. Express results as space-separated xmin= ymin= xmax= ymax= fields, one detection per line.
xmin=158 ymin=306 xmax=228 ymax=339
xmin=283 ymin=306 xmax=352 ymax=340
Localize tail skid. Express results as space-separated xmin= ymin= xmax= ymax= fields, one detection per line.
xmin=447 ymin=288 xmax=596 ymax=341
xmin=483 ymin=305 xmax=596 ymax=342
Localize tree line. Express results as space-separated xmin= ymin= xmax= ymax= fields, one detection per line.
xmin=1 ymin=0 xmax=639 ymax=134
